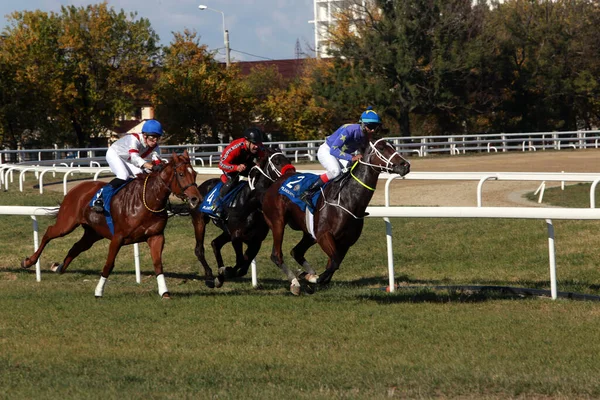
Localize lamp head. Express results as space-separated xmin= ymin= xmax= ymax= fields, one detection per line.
xmin=198 ymin=5 xmax=207 ymax=10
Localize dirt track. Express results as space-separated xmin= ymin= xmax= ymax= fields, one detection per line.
xmin=49 ymin=149 xmax=600 ymax=207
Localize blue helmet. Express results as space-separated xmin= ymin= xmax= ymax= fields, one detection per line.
xmin=142 ymin=120 xmax=163 ymax=136
xmin=359 ymin=107 xmax=382 ymax=124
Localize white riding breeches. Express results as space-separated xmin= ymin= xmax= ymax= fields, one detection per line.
xmin=317 ymin=143 xmax=349 ymax=181
xmin=106 ymin=147 xmax=143 ymax=180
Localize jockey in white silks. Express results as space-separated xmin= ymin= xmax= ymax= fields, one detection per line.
xmin=91 ymin=119 xmax=165 ymax=212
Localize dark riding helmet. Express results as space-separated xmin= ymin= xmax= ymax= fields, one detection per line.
xmin=359 ymin=107 xmax=382 ymax=133
xmin=243 ymin=127 xmax=264 ymax=144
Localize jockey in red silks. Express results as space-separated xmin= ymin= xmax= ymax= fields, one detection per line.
xmin=213 ymin=127 xmax=266 ymax=217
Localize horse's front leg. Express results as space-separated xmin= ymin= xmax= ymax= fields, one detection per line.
xmin=211 ymin=232 xmax=232 ymax=288
xmin=316 ymin=232 xmax=349 ymax=286
xmin=147 ymin=234 xmax=169 ymax=299
xmin=290 ymin=232 xmax=318 ymax=283
xmin=95 ymin=235 xmax=124 ymax=298
xmin=192 ymin=211 xmax=215 ymax=288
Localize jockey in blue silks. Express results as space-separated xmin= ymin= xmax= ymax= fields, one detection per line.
xmin=300 ymin=107 xmax=382 ymax=207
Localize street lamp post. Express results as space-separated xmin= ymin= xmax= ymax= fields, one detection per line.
xmin=198 ymin=4 xmax=231 ymax=68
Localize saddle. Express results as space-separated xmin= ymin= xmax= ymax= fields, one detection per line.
xmin=88 ymin=179 xmax=133 ymax=234
xmin=199 ymin=181 xmax=249 ymax=220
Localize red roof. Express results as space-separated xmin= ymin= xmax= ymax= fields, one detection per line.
xmin=236 ymin=59 xmax=306 ymax=80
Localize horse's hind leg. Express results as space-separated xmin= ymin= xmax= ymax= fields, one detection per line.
xmin=267 ymin=217 xmax=301 ymax=295
xmin=52 ymin=226 xmax=103 ymax=273
xmin=21 ymin=216 xmax=81 ymax=269
xmin=290 ymin=232 xmax=318 ymax=283
xmin=192 ymin=211 xmax=216 ymax=288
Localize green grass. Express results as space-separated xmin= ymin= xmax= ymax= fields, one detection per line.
xmin=2 ymin=182 xmax=600 ymax=398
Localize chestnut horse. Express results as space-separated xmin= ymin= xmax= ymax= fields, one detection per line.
xmin=262 ymin=139 xmax=410 ymax=295
xmin=191 ymin=147 xmax=294 ymax=288
xmin=21 ymin=150 xmax=201 ymax=298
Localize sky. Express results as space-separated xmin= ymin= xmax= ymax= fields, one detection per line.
xmin=0 ymin=0 xmax=316 ymax=61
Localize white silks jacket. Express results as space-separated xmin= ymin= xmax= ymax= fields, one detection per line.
xmin=109 ymin=133 xmax=163 ymax=168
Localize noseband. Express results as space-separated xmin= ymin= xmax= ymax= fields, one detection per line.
xmin=143 ymin=159 xmax=196 ymax=213
xmin=249 ymin=152 xmax=290 ymax=190
xmin=358 ymin=138 xmax=410 ymax=174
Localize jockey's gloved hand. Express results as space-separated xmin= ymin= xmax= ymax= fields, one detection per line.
xmin=151 ymin=163 xmax=163 ymax=172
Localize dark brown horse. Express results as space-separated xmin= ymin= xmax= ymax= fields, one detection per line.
xmin=191 ymin=147 xmax=294 ymax=288
xmin=21 ymin=150 xmax=201 ymax=298
xmin=262 ymin=139 xmax=410 ymax=295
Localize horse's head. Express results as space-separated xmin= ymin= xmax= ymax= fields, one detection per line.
xmin=248 ymin=146 xmax=295 ymax=190
xmin=165 ymin=150 xmax=201 ymax=208
xmin=363 ymin=139 xmax=410 ymax=177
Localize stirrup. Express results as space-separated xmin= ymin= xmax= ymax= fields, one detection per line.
xmin=92 ymin=200 xmax=104 ymax=213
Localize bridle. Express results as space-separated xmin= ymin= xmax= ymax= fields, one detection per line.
xmin=143 ymin=158 xmax=197 ymax=213
xmin=350 ymin=139 xmax=410 ymax=192
xmin=357 ymin=138 xmax=409 ymax=174
xmin=248 ymin=152 xmax=293 ymax=190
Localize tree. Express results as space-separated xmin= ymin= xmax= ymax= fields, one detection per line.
xmin=1 ymin=2 xmax=160 ymax=147
xmin=317 ymin=0 xmax=486 ymax=137
xmin=261 ymin=60 xmax=334 ymax=140
xmin=153 ymin=30 xmax=252 ymax=143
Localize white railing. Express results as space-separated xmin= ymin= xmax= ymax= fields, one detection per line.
xmin=5 ymin=162 xmax=600 ymax=208
xmin=6 ymin=203 xmax=600 ymax=300
xmin=3 ymin=130 xmax=600 ymax=166
xmin=1 ymin=205 xmax=145 ymax=284
xmin=366 ymin=206 xmax=600 ymax=300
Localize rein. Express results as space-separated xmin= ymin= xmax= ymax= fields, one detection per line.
xmin=142 ymin=160 xmax=195 ymax=213
xmin=249 ymin=152 xmax=291 ymax=190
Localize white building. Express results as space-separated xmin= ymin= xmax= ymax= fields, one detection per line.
xmin=310 ymin=0 xmax=369 ymax=58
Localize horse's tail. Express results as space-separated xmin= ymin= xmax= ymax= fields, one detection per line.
xmin=39 ymin=204 xmax=60 ymax=219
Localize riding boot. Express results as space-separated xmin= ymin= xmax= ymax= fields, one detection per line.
xmin=92 ymin=190 xmax=105 ymax=212
xmin=213 ymin=179 xmax=234 ymax=218
xmin=108 ymin=178 xmax=126 ymax=189
xmin=300 ymin=177 xmax=325 ymax=209
xmin=92 ymin=178 xmax=126 ymax=213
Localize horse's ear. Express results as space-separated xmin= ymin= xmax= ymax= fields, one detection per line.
xmin=182 ymin=149 xmax=189 ymax=158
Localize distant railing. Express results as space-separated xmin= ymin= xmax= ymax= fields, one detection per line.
xmin=3 ymin=130 xmax=599 ymax=166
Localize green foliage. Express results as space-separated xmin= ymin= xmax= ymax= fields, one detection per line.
xmin=153 ymin=30 xmax=253 ymax=143
xmin=1 ymin=3 xmax=160 ymax=147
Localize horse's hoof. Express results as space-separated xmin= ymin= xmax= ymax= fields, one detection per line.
xmin=215 ymin=277 xmax=224 ymax=289
xmin=236 ymin=268 xmax=249 ymax=278
xmin=161 ymin=292 xmax=171 ymax=299
xmin=290 ymin=284 xmax=301 ymax=296
xmin=303 ymin=283 xmax=316 ymax=295
xmin=205 ymin=279 xmax=215 ymax=289
xmin=50 ymin=262 xmax=62 ymax=273
xmin=95 ymin=295 xmax=102 ymax=299
xmin=223 ymin=267 xmax=237 ymax=279
xmin=218 ymin=266 xmax=233 ymax=278
xmin=290 ymin=278 xmax=301 ymax=296
xmin=20 ymin=259 xmax=31 ymax=269
xmin=304 ymin=273 xmax=319 ymax=284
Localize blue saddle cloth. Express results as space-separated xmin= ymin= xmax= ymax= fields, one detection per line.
xmin=198 ymin=181 xmax=248 ymax=218
xmin=89 ymin=180 xmax=132 ymax=235
xmin=278 ymin=173 xmax=322 ymax=213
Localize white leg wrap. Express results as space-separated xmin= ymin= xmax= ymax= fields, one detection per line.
xmin=95 ymin=276 xmax=107 ymax=297
xmin=157 ymin=274 xmax=169 ymax=296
